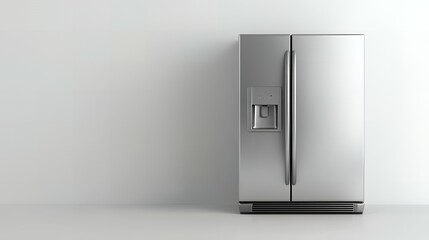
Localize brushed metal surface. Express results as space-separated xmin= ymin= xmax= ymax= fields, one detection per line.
xmin=239 ymin=34 xmax=291 ymax=201
xmin=291 ymin=35 xmax=364 ymax=201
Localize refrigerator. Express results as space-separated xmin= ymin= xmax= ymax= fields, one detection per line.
xmin=239 ymin=34 xmax=364 ymax=213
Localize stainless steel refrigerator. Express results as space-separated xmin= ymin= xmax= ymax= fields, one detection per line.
xmin=239 ymin=34 xmax=364 ymax=213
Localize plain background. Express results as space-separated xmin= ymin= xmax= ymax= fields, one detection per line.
xmin=0 ymin=0 xmax=428 ymax=205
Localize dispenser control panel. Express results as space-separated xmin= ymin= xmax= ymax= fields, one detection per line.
xmin=247 ymin=87 xmax=281 ymax=132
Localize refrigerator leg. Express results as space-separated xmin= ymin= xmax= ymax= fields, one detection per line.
xmin=239 ymin=203 xmax=253 ymax=214
xmin=355 ymin=203 xmax=365 ymax=213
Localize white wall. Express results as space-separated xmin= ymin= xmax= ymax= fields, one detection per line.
xmin=0 ymin=0 xmax=428 ymax=204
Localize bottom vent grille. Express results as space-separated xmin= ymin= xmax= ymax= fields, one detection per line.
xmin=251 ymin=202 xmax=356 ymax=213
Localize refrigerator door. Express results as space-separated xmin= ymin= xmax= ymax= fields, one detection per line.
xmin=239 ymin=35 xmax=291 ymax=201
xmin=291 ymin=35 xmax=364 ymax=201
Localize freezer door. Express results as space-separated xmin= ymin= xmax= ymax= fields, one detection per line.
xmin=291 ymin=35 xmax=364 ymax=201
xmin=239 ymin=35 xmax=291 ymax=201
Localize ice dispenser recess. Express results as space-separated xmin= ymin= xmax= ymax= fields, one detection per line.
xmin=253 ymin=105 xmax=277 ymax=129
xmin=247 ymin=87 xmax=281 ymax=131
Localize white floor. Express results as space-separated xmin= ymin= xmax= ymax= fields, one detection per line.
xmin=0 ymin=205 xmax=428 ymax=240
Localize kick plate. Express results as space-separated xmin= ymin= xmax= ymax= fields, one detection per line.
xmin=239 ymin=202 xmax=364 ymax=214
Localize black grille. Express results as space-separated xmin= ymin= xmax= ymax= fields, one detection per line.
xmin=251 ymin=202 xmax=356 ymax=213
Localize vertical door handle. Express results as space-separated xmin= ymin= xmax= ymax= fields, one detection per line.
xmin=292 ymin=51 xmax=297 ymax=185
xmin=285 ymin=51 xmax=290 ymax=185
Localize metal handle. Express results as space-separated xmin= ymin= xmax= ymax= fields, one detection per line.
xmin=285 ymin=51 xmax=290 ymax=185
xmin=292 ymin=51 xmax=297 ymax=185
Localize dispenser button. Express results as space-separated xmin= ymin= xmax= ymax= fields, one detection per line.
xmin=260 ymin=106 xmax=269 ymax=118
